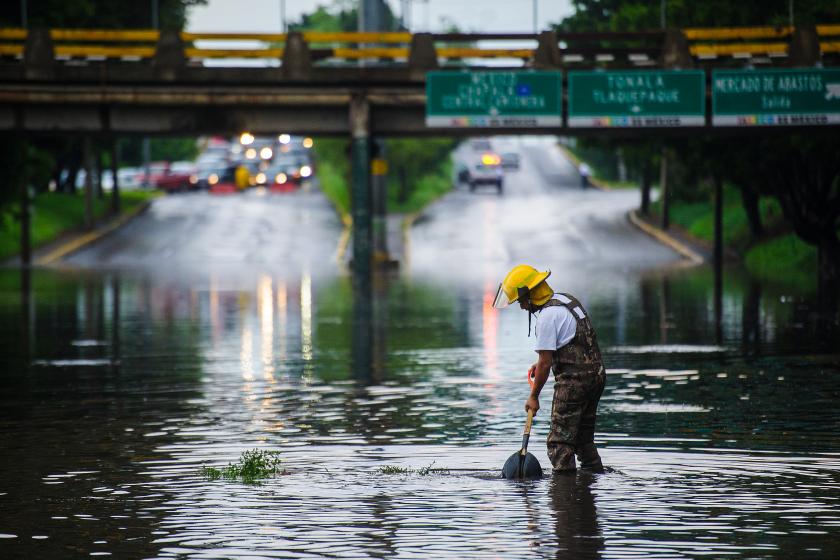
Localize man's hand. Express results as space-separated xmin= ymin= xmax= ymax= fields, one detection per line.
xmin=525 ymin=395 xmax=540 ymax=414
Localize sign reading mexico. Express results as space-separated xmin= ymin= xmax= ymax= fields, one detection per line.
xmin=567 ymin=70 xmax=705 ymax=127
xmin=425 ymin=71 xmax=562 ymax=128
xmin=712 ymin=69 xmax=840 ymax=126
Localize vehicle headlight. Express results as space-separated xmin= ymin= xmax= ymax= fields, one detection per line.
xmin=240 ymin=132 xmax=255 ymax=145
xmin=256 ymin=173 xmax=266 ymax=184
xmin=260 ymin=147 xmax=273 ymax=160
xmin=189 ymin=174 xmax=198 ymax=184
xmin=278 ymin=134 xmax=291 ymax=144
xmin=245 ymin=148 xmax=257 ymax=159
xmin=302 ymin=137 xmax=313 ymax=149
xmin=300 ymin=165 xmax=312 ymax=178
xmin=208 ymin=174 xmax=219 ymax=185
xmin=276 ymin=173 xmax=287 ymax=184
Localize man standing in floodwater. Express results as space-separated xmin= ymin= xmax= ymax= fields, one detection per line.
xmin=493 ymin=265 xmax=606 ymax=472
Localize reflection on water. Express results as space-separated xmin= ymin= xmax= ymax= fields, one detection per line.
xmin=0 ymin=266 xmax=838 ymax=558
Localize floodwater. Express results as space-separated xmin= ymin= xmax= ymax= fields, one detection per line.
xmin=1 ymin=265 xmax=838 ymax=559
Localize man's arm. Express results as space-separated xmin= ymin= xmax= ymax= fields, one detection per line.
xmin=525 ymin=350 xmax=554 ymax=414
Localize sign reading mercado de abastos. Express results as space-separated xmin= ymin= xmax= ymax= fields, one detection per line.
xmin=712 ymin=68 xmax=840 ymax=126
xmin=424 ymin=69 xmax=840 ymax=128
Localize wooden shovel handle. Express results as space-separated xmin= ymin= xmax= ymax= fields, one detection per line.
xmin=524 ymin=408 xmax=534 ymax=436
xmin=520 ymin=409 xmax=534 ymax=456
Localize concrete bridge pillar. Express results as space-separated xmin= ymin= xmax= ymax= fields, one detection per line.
xmin=534 ymin=31 xmax=561 ymax=69
xmin=350 ymin=93 xmax=372 ymax=283
xmin=23 ymin=27 xmax=54 ymax=80
xmin=788 ymin=25 xmax=820 ymax=67
xmin=282 ymin=32 xmax=312 ymax=80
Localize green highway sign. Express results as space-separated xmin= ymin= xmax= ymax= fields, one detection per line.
xmin=712 ymin=68 xmax=840 ymax=126
xmin=426 ymin=71 xmax=562 ymax=128
xmin=567 ymin=70 xmax=706 ymax=127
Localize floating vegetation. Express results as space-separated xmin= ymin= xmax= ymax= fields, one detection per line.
xmin=378 ymin=465 xmax=412 ymax=475
xmin=202 ymin=449 xmax=286 ymax=484
xmin=378 ymin=462 xmax=449 ymax=476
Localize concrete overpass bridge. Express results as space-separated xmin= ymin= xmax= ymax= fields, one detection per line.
xmin=2 ymin=25 xmax=839 ymax=277
xmin=0 ymin=25 xmax=838 ymax=136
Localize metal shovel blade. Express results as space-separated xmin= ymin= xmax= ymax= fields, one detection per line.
xmin=501 ymin=450 xmax=543 ymax=479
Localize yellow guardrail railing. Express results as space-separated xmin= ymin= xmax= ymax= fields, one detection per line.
xmin=54 ymin=45 xmax=156 ymax=58
xmin=332 ymin=47 xmax=408 ymax=59
xmin=184 ymin=47 xmax=284 ymax=59
xmin=0 ymin=28 xmax=27 ymax=40
xmin=50 ymin=29 xmax=159 ymax=41
xmin=684 ymin=26 xmax=792 ymax=40
xmin=181 ymin=32 xmax=285 ymax=42
xmin=1 ymin=26 xmax=840 ymax=61
xmin=303 ymin=31 xmax=411 ymax=43
xmin=690 ymin=43 xmax=789 ymax=56
xmin=817 ymin=24 xmax=840 ymax=36
xmin=0 ymin=44 xmax=24 ymax=55
xmin=438 ymin=47 xmax=534 ymax=58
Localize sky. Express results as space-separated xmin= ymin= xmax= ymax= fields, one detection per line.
xmin=187 ymin=0 xmax=575 ymax=33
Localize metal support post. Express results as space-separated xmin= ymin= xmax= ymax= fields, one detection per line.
xmin=712 ymin=173 xmax=723 ymax=282
xmin=19 ymin=151 xmax=31 ymax=266
xmin=350 ymin=93 xmax=372 ymax=282
xmin=659 ymin=147 xmax=669 ymax=230
xmin=110 ymin=139 xmax=120 ymax=216
xmin=83 ymin=137 xmax=95 ymax=230
xmin=371 ymin=143 xmax=389 ymax=263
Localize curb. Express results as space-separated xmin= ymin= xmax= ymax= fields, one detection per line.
xmin=555 ymin=144 xmax=611 ymax=192
xmin=334 ymin=213 xmax=352 ymax=265
xmin=627 ymin=209 xmax=705 ymax=264
xmin=35 ymin=199 xmax=155 ymax=266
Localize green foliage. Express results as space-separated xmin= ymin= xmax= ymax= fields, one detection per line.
xmin=378 ymin=462 xmax=449 ymax=475
xmin=378 ymin=465 xmax=412 ymax=474
xmin=202 ymin=449 xmax=285 ymax=484
xmin=0 ymin=190 xmax=157 ymax=260
xmin=556 ymin=0 xmax=840 ymax=32
xmin=0 ymin=0 xmax=207 ymax=29
xmin=745 ymin=234 xmax=818 ymax=291
xmin=117 ymin=137 xmax=199 ymax=166
xmin=289 ymin=0 xmax=400 ymax=33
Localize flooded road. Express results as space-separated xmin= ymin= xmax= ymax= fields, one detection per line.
xmin=1 ymin=139 xmax=839 ymax=558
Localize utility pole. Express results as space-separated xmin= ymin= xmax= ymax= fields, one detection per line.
xmin=21 ymin=0 xmax=27 ymax=28
xmin=789 ymin=0 xmax=795 ymax=27
xmin=660 ymin=0 xmax=666 ymax=29
xmin=280 ymin=0 xmax=287 ymax=32
xmin=144 ymin=0 xmax=159 ymax=189
xmin=19 ymin=144 xmax=31 ymax=266
xmin=533 ymin=0 xmax=538 ymax=34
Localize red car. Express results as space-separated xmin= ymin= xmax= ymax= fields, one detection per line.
xmin=156 ymin=162 xmax=198 ymax=192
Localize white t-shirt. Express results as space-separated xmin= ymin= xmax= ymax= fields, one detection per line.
xmin=534 ymin=304 xmax=577 ymax=352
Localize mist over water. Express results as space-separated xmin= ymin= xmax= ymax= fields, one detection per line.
xmin=0 ymin=263 xmax=838 ymax=559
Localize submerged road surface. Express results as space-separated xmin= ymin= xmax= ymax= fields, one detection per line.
xmin=2 ymin=139 xmax=838 ymax=559
xmin=67 ymin=186 xmax=343 ymax=280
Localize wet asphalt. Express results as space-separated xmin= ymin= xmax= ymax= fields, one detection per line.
xmin=66 ymin=137 xmax=680 ymax=280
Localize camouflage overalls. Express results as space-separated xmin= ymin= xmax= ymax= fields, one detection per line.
xmin=542 ymin=293 xmax=606 ymax=472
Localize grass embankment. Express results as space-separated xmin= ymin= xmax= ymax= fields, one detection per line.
xmin=649 ymin=186 xmax=818 ymax=289
xmin=566 ymin=143 xmax=820 ymax=290
xmin=317 ymin=159 xmax=454 ymax=219
xmin=313 ymin=137 xmax=456 ymax=221
xmin=559 ymin=143 xmax=638 ymax=190
xmin=0 ymin=190 xmax=158 ymax=261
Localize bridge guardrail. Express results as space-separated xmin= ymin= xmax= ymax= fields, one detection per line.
xmin=0 ymin=26 xmax=838 ymax=67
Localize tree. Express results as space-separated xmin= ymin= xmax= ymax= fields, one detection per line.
xmin=759 ymin=133 xmax=840 ymax=299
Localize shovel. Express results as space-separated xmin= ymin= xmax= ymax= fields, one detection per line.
xmin=501 ymin=408 xmax=543 ymax=479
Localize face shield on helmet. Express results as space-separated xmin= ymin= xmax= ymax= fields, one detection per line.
xmin=492 ymin=282 xmax=512 ymax=309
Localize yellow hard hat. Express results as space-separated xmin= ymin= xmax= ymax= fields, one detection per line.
xmin=492 ymin=265 xmax=551 ymax=309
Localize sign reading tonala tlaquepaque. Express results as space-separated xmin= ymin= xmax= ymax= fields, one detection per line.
xmin=567 ymin=70 xmax=706 ymax=127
